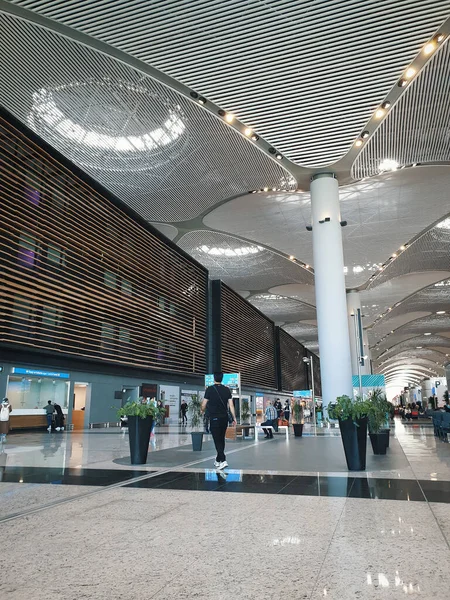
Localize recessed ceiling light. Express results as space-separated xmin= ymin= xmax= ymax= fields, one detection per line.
xmin=405 ymin=67 xmax=416 ymax=79
xmin=416 ymin=346 xmax=423 ymax=349
xmin=225 ymin=113 xmax=234 ymax=123
xmin=398 ymin=79 xmax=408 ymax=88
xmin=381 ymin=101 xmax=391 ymax=110
xmin=198 ymin=96 xmax=207 ymax=105
xmin=436 ymin=311 xmax=446 ymax=315
xmin=400 ymin=245 xmax=406 ymax=251
xmin=263 ymin=187 xmax=268 ymax=192
xmin=276 ymin=153 xmax=283 ymax=160
xmin=423 ymin=42 xmax=436 ymax=55
xmin=305 ymin=264 xmax=310 ymax=269
xmin=424 ymin=332 xmax=432 ymax=336
xmin=436 ymin=34 xmax=445 ymax=43
xmin=355 ymin=139 xmax=363 ymax=147
xmin=375 ymin=108 xmax=385 ymax=119
xmin=251 ymin=134 xmax=260 ymax=141
xmin=289 ymin=255 xmax=295 ymax=261
xmin=391 ymin=253 xmax=397 ymax=258
xmin=244 ymin=128 xmax=252 ymax=137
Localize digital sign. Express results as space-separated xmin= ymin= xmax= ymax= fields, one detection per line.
xmin=205 ymin=373 xmax=240 ymax=389
xmin=293 ymin=390 xmax=312 ymax=398
xmin=12 ymin=367 xmax=70 ymax=379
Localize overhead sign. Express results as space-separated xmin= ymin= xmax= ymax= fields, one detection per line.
xmin=204 ymin=373 xmax=240 ymax=389
xmin=352 ymin=374 xmax=385 ymax=388
xmin=12 ymin=367 xmax=70 ymax=379
xmin=293 ymin=390 xmax=312 ymax=398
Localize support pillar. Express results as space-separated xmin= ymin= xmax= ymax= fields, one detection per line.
xmin=311 ymin=173 xmax=353 ymax=409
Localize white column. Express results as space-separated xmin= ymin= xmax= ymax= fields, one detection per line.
xmin=311 ymin=173 xmax=353 ymax=409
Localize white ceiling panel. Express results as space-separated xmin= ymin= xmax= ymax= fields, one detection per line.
xmin=10 ymin=0 xmax=449 ymax=167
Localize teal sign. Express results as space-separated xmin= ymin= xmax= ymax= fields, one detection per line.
xmin=12 ymin=367 xmax=70 ymax=379
xmin=205 ymin=373 xmax=240 ymax=388
xmin=352 ymin=374 xmax=385 ymax=387
xmin=293 ymin=390 xmax=311 ymax=398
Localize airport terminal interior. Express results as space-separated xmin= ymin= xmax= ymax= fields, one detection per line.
xmin=1 ymin=1 xmax=450 ymax=598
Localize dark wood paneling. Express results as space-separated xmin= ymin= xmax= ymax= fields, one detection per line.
xmin=279 ymin=328 xmax=308 ymax=393
xmin=220 ymin=283 xmax=277 ymax=389
xmin=0 ymin=116 xmax=207 ymax=375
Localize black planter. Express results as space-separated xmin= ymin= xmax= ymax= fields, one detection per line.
xmin=191 ymin=431 xmax=204 ymax=451
xmin=128 ymin=415 xmax=153 ymax=465
xmin=293 ymin=423 xmax=304 ymax=437
xmin=369 ymin=432 xmax=388 ymax=455
xmin=380 ymin=429 xmax=390 ymax=448
xmin=339 ymin=417 xmax=368 ymax=471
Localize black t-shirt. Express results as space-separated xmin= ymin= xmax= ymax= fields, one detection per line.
xmin=204 ymin=384 xmax=232 ymax=418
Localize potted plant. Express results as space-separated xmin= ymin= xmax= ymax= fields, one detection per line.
xmin=292 ymin=401 xmax=304 ymax=437
xmin=328 ymin=395 xmax=370 ymax=471
xmin=368 ymin=389 xmax=390 ymax=455
xmin=117 ymin=399 xmax=163 ymax=465
xmin=189 ymin=394 xmax=204 ymax=451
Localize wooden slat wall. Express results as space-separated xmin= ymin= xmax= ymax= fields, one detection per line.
xmin=279 ymin=328 xmax=308 ymax=393
xmin=220 ymin=283 xmax=276 ymax=389
xmin=0 ymin=116 xmax=207 ymax=375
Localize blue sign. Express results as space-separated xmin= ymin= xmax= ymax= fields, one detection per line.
xmin=293 ymin=390 xmax=311 ymax=398
xmin=205 ymin=373 xmax=240 ymax=388
xmin=352 ymin=374 xmax=385 ymax=388
xmin=12 ymin=367 xmax=70 ymax=379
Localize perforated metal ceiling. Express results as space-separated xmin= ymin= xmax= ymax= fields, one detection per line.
xmin=177 ymin=231 xmax=314 ymax=291
xmin=0 ymin=12 xmax=294 ymax=222
xmin=248 ymin=294 xmax=316 ymax=324
xmin=10 ymin=0 xmax=449 ymax=167
xmin=282 ymin=323 xmax=318 ymax=344
xmin=353 ymin=39 xmax=450 ymax=179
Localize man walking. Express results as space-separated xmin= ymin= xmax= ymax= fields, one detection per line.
xmin=262 ymin=401 xmax=278 ymax=439
xmin=202 ymin=372 xmax=237 ymax=470
xmin=180 ymin=399 xmax=188 ymax=425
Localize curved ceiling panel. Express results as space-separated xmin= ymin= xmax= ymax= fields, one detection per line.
xmin=376 ymin=334 xmax=450 ymax=364
xmin=283 ymin=322 xmax=318 ymax=343
xmin=268 ymin=284 xmax=316 ymax=306
xmin=248 ymin=294 xmax=316 ymax=324
xmin=177 ymin=230 xmax=314 ymax=290
xmin=205 ymin=168 xmax=450 ymax=288
xmin=353 ymin=39 xmax=450 ymax=179
xmin=150 ymin=223 xmax=179 ymax=241
xmin=376 ymin=348 xmax=446 ymax=371
xmin=11 ymin=0 xmax=449 ymax=167
xmin=367 ymin=219 xmax=450 ymax=289
xmin=0 ymin=12 xmax=294 ymax=222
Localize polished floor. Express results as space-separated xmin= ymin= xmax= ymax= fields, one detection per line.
xmin=1 ymin=419 xmax=450 ymax=599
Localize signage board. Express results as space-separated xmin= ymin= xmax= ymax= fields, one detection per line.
xmin=293 ymin=390 xmax=312 ymax=398
xmin=204 ymin=373 xmax=240 ymax=389
xmin=12 ymin=367 xmax=69 ymax=379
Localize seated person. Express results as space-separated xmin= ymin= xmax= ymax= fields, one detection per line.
xmin=261 ymin=402 xmax=278 ymax=439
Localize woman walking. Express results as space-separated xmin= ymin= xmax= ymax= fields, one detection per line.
xmin=0 ymin=398 xmax=12 ymax=443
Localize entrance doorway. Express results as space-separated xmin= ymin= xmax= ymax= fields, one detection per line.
xmin=72 ymin=382 xmax=90 ymax=430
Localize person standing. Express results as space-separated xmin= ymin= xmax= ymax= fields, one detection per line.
xmin=275 ymin=398 xmax=283 ymax=419
xmin=44 ymin=400 xmax=55 ymax=432
xmin=262 ymin=401 xmax=278 ymax=439
xmin=0 ymin=398 xmax=12 ymax=442
xmin=283 ymin=400 xmax=291 ymax=423
xmin=180 ymin=399 xmax=188 ymax=426
xmin=202 ymin=372 xmax=236 ymax=470
xmin=53 ymin=403 xmax=65 ymax=431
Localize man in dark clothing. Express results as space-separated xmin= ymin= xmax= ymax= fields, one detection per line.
xmin=180 ymin=399 xmax=188 ymax=425
xmin=202 ymin=372 xmax=237 ymax=470
xmin=274 ymin=398 xmax=283 ymax=419
xmin=53 ymin=403 xmax=65 ymax=431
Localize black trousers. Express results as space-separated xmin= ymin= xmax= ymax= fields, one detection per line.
xmin=262 ymin=419 xmax=277 ymax=438
xmin=210 ymin=416 xmax=228 ymax=462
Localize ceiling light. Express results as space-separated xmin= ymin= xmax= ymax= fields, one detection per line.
xmin=305 ymin=264 xmax=310 ymax=269
xmin=391 ymin=253 xmax=397 ymax=258
xmin=399 ymin=245 xmax=406 ymax=251
xmin=436 ymin=34 xmax=445 ymax=43
xmin=272 ymin=187 xmax=277 ymax=191
xmin=405 ymin=67 xmax=416 ymax=79
xmin=361 ymin=131 xmax=369 ymax=139
xmin=424 ymin=332 xmax=431 ymax=336
xmin=375 ymin=108 xmax=385 ymax=119
xmin=225 ymin=113 xmax=234 ymax=123
xmin=379 ymin=159 xmax=399 ymax=172
xmin=355 ymin=139 xmax=363 ymax=147
xmin=381 ymin=101 xmax=391 ymax=110
xmin=416 ymin=346 xmax=423 ymax=349
xmin=263 ymin=187 xmax=269 ymax=192
xmin=423 ymin=42 xmax=436 ymax=55
xmin=436 ymin=311 xmax=446 ymax=315
xmin=276 ymin=153 xmax=283 ymax=160
xmin=251 ymin=134 xmax=260 ymax=141
xmin=244 ymin=128 xmax=253 ymax=137
xmin=398 ymin=79 xmax=408 ymax=87
xmin=198 ymin=97 xmax=207 ymax=105
xmin=289 ymin=256 xmax=295 ymax=261
xmin=268 ymin=147 xmax=276 ymax=154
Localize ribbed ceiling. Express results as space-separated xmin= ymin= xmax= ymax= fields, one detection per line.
xmin=8 ymin=0 xmax=450 ymax=167
xmin=0 ymin=12 xmax=294 ymax=222
xmin=353 ymin=39 xmax=450 ymax=179
xmin=248 ymin=293 xmax=316 ymax=324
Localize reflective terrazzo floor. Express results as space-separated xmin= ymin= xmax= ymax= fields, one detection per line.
xmin=1 ymin=419 xmax=450 ymax=598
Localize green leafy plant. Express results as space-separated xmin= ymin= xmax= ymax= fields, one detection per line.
xmin=241 ymin=399 xmax=251 ymax=424
xmin=367 ymin=389 xmax=390 ymax=433
xmin=292 ymin=401 xmax=304 ymax=424
xmin=189 ymin=394 xmax=202 ymax=430
xmin=116 ymin=399 xmax=163 ymax=420
xmin=327 ymin=395 xmax=370 ymax=424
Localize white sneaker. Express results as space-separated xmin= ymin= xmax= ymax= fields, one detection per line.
xmin=217 ymin=461 xmax=228 ymax=470
xmin=56 ymin=427 xmax=60 ymax=431
xmin=47 ymin=426 xmax=51 ymax=432
xmin=214 ymin=460 xmax=220 ymax=467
